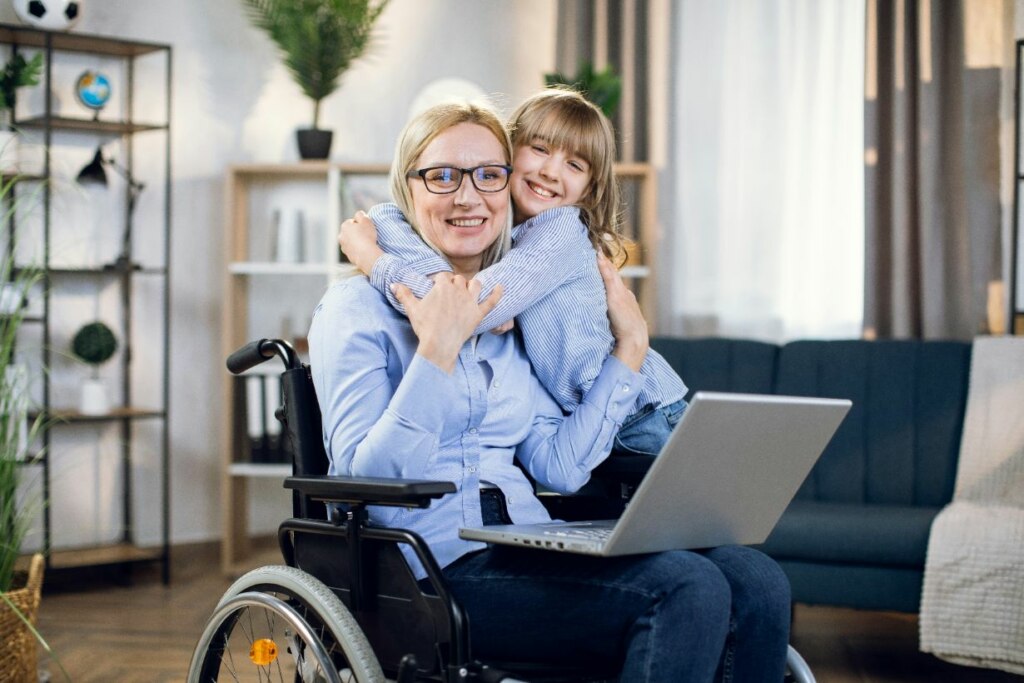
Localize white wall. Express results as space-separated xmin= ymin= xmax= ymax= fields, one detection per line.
xmin=1 ymin=0 xmax=558 ymax=547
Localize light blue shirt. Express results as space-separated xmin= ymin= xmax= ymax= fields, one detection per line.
xmin=309 ymin=277 xmax=644 ymax=578
xmin=367 ymin=203 xmax=687 ymax=414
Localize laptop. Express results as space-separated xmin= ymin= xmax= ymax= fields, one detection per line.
xmin=459 ymin=391 xmax=851 ymax=556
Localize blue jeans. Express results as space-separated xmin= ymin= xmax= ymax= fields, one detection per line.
xmin=614 ymin=399 xmax=688 ymax=457
xmin=441 ymin=544 xmax=791 ymax=682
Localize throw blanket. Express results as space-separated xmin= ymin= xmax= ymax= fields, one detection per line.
xmin=919 ymin=337 xmax=1024 ymax=674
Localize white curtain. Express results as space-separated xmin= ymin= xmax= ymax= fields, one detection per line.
xmin=664 ymin=0 xmax=866 ymax=341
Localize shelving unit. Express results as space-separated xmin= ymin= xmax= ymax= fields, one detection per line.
xmin=1 ymin=24 xmax=171 ymax=582
xmin=220 ymin=161 xmax=659 ymax=574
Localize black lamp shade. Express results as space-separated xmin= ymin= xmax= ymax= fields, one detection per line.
xmin=77 ymin=149 xmax=107 ymax=186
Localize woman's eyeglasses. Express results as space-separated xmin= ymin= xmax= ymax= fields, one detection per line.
xmin=407 ymin=165 xmax=513 ymax=194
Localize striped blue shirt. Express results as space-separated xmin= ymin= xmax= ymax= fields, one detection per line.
xmin=368 ymin=203 xmax=687 ymax=415
xmin=309 ymin=277 xmax=644 ymax=577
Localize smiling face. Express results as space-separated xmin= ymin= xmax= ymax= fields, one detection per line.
xmin=409 ymin=122 xmax=511 ymax=277
xmin=511 ymin=138 xmax=593 ymax=224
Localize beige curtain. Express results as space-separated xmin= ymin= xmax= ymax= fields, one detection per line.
xmin=555 ymin=0 xmax=650 ymax=162
xmin=865 ymin=0 xmax=1003 ymax=339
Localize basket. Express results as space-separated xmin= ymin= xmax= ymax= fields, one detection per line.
xmin=0 ymin=554 xmax=44 ymax=683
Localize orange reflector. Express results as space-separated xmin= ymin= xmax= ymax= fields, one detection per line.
xmin=249 ymin=638 xmax=278 ymax=666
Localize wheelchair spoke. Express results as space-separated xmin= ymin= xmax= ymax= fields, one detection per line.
xmin=189 ymin=568 xmax=384 ymax=683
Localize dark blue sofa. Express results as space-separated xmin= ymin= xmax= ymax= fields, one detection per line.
xmin=649 ymin=337 xmax=973 ymax=613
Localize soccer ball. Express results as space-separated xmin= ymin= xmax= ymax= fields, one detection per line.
xmin=12 ymin=0 xmax=82 ymax=31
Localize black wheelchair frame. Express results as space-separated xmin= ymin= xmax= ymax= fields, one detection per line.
xmin=188 ymin=338 xmax=815 ymax=683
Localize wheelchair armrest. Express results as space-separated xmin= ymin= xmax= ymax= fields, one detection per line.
xmin=284 ymin=475 xmax=457 ymax=508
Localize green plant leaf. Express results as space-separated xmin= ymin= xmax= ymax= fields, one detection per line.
xmin=0 ymin=52 xmax=43 ymax=113
xmin=543 ymin=61 xmax=622 ymax=118
xmin=71 ymin=322 xmax=118 ymax=366
xmin=241 ymin=0 xmax=388 ymax=128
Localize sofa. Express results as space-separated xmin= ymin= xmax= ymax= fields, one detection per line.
xmin=648 ymin=337 xmax=972 ymax=613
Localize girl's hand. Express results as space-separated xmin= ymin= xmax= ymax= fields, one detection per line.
xmin=338 ymin=211 xmax=385 ymax=275
xmin=597 ymin=251 xmax=648 ymax=371
xmin=393 ymin=274 xmax=503 ymax=373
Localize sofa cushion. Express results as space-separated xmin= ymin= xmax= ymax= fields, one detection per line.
xmin=775 ymin=340 xmax=970 ymax=507
xmin=761 ymin=501 xmax=942 ymax=567
xmin=650 ymin=337 xmax=778 ymax=400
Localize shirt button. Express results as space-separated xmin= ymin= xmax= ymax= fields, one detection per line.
xmin=493 ymin=380 xmax=500 ymax=388
xmin=469 ymin=427 xmax=478 ymax=434
xmin=622 ymin=386 xmax=631 ymax=393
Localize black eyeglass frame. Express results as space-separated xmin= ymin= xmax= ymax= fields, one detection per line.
xmin=406 ymin=164 xmax=513 ymax=194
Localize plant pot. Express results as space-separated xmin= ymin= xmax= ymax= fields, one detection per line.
xmin=0 ymin=554 xmax=44 ymax=682
xmin=296 ymin=128 xmax=333 ymax=160
xmin=79 ymin=378 xmax=108 ymax=415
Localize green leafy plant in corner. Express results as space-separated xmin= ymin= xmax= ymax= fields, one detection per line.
xmin=0 ymin=52 xmax=43 ymax=115
xmin=241 ymin=0 xmax=389 ymax=130
xmin=544 ymin=62 xmax=622 ymax=119
xmin=0 ymin=176 xmax=70 ymax=681
xmin=71 ymin=321 xmax=117 ymax=376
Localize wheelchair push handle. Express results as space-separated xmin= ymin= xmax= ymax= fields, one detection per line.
xmin=226 ymin=338 xmax=302 ymax=374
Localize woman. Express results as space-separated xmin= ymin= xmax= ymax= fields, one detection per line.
xmin=309 ymin=101 xmax=790 ymax=682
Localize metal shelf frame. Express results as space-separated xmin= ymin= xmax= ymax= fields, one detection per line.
xmin=0 ymin=22 xmax=173 ymax=583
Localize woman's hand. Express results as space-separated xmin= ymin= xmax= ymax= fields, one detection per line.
xmin=393 ymin=274 xmax=503 ymax=373
xmin=598 ymin=251 xmax=649 ymax=372
xmin=338 ymin=211 xmax=385 ymax=275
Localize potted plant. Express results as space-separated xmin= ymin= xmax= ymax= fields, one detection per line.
xmin=241 ymin=0 xmax=389 ymax=159
xmin=0 ymin=52 xmax=43 ymax=172
xmin=70 ymin=321 xmax=117 ymax=415
xmin=544 ymin=62 xmax=623 ymax=118
xmin=0 ymin=182 xmax=45 ymax=679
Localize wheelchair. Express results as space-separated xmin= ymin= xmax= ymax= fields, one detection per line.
xmin=188 ymin=339 xmax=817 ymax=683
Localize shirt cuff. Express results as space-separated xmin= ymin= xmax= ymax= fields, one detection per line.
xmin=581 ymin=354 xmax=645 ymax=424
xmin=369 ymin=253 xmax=400 ymax=294
xmin=386 ymin=352 xmax=459 ymax=431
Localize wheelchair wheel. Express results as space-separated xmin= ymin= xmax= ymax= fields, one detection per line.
xmin=188 ymin=565 xmax=384 ymax=683
xmin=785 ymin=644 xmax=816 ymax=683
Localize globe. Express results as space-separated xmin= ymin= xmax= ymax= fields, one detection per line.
xmin=75 ymin=70 xmax=110 ymax=111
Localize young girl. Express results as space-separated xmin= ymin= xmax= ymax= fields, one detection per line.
xmin=340 ymin=88 xmax=687 ymax=458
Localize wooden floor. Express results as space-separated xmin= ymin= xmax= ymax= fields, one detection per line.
xmin=31 ymin=541 xmax=1024 ymax=683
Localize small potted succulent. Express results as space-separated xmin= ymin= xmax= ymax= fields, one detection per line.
xmin=71 ymin=321 xmax=117 ymax=415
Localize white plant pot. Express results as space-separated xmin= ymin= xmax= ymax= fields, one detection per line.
xmin=79 ymin=378 xmax=108 ymax=415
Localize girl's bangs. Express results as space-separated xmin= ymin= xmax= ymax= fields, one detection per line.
xmin=515 ymin=106 xmax=606 ymax=167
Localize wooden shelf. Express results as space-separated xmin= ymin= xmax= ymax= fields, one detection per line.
xmin=230 ymin=161 xmax=390 ymax=178
xmin=43 ymin=264 xmax=167 ymax=276
xmin=1 ymin=171 xmax=47 ymax=183
xmin=229 ymin=463 xmax=292 ymax=478
xmin=48 ymin=543 xmax=163 ymax=570
xmin=16 ymin=115 xmax=167 ymax=135
xmin=228 ymin=261 xmax=348 ymax=276
xmin=619 ymin=265 xmax=651 ymax=278
xmin=32 ymin=407 xmax=166 ymax=423
xmin=0 ymin=23 xmax=168 ymax=57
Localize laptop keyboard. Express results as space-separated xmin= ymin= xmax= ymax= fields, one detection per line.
xmin=542 ymin=527 xmax=614 ymax=542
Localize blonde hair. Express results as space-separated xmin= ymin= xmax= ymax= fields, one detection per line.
xmin=508 ymin=87 xmax=626 ymax=264
xmin=389 ymin=101 xmax=514 ymax=269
